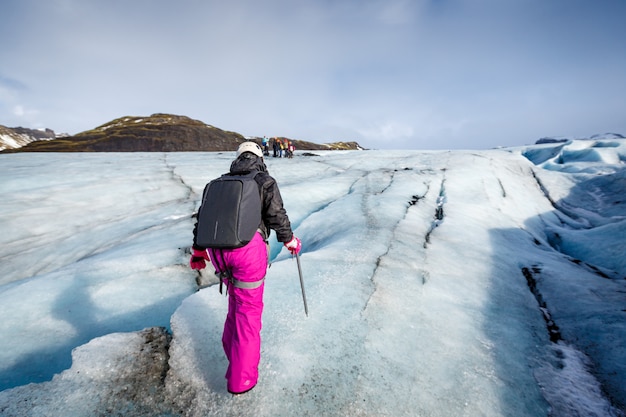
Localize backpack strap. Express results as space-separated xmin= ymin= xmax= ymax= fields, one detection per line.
xmin=209 ymin=248 xmax=229 ymax=294
xmin=209 ymin=247 xmax=265 ymax=294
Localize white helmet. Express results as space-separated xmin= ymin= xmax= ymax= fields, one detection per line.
xmin=236 ymin=141 xmax=263 ymax=158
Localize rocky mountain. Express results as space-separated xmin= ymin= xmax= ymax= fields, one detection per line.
xmin=0 ymin=126 xmax=59 ymax=151
xmin=2 ymin=114 xmax=363 ymax=153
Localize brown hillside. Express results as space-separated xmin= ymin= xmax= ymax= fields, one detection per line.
xmin=5 ymin=113 xmax=363 ymax=152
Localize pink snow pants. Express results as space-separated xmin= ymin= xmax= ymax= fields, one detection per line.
xmin=209 ymin=232 xmax=268 ymax=394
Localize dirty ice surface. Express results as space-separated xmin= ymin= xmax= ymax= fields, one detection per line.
xmin=0 ymin=138 xmax=625 ymax=416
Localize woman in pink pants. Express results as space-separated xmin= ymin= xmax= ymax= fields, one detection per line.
xmin=190 ymin=142 xmax=301 ymax=395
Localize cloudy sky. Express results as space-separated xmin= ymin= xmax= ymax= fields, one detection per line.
xmin=1 ymin=0 xmax=625 ymax=150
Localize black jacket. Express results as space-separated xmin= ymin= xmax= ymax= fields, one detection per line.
xmin=193 ymin=153 xmax=293 ymax=249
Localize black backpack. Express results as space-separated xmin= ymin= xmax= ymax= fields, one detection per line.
xmin=196 ymin=171 xmax=262 ymax=248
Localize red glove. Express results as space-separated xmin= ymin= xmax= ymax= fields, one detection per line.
xmin=190 ymin=248 xmax=210 ymax=270
xmin=284 ymin=236 xmax=301 ymax=255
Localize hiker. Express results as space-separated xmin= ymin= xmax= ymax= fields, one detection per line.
xmin=278 ymin=139 xmax=285 ymax=158
xmin=262 ymin=136 xmax=269 ymax=156
xmin=287 ymin=141 xmax=295 ymax=158
xmin=272 ymin=138 xmax=279 ymax=157
xmin=190 ymin=141 xmax=301 ymax=395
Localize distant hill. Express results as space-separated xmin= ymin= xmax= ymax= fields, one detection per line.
xmin=0 ymin=126 xmax=60 ymax=151
xmin=2 ymin=114 xmax=364 ymax=153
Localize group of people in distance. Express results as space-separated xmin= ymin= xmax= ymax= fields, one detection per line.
xmin=261 ymin=136 xmax=295 ymax=158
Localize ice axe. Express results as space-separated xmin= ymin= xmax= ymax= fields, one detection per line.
xmin=296 ymin=253 xmax=308 ymax=316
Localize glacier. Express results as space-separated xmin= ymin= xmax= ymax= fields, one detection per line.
xmin=0 ymin=139 xmax=625 ymax=416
